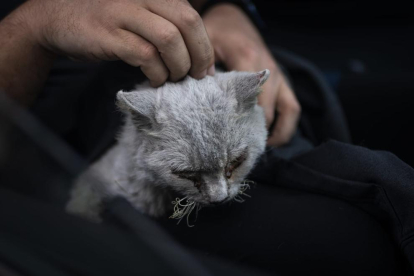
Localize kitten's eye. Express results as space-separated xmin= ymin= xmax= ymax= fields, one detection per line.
xmin=194 ymin=181 xmax=202 ymax=189
xmin=172 ymin=170 xmax=199 ymax=181
xmin=225 ymin=170 xmax=232 ymax=179
xmin=225 ymin=152 xmax=247 ymax=179
xmin=172 ymin=170 xmax=203 ymax=189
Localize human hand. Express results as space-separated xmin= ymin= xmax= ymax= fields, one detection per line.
xmin=202 ymin=4 xmax=301 ymax=146
xmin=21 ymin=0 xmax=214 ymax=87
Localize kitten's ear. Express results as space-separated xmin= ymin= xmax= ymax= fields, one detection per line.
xmin=216 ymin=70 xmax=270 ymax=112
xmin=235 ymin=69 xmax=270 ymax=106
xmin=116 ymin=90 xmax=157 ymax=130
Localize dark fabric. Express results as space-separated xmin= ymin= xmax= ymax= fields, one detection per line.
xmin=253 ymin=141 xmax=414 ymax=273
xmin=0 ymin=187 xmax=267 ymax=276
xmin=0 ymin=189 xmax=177 ymax=276
xmin=337 ymin=72 xmax=414 ymax=168
xmin=158 ymin=180 xmax=405 ymax=276
xmin=0 ymin=0 xmax=23 ymax=20
xmin=31 ymin=59 xmax=142 ymax=162
xmin=21 ymin=49 xmax=414 ymax=275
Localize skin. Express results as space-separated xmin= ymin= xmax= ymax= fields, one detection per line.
xmin=0 ymin=0 xmax=214 ymax=104
xmin=0 ymin=0 xmax=299 ymax=146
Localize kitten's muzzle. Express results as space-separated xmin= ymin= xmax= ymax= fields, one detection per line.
xmin=204 ymin=176 xmax=229 ymax=203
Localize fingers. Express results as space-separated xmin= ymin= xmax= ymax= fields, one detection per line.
xmin=33 ymin=0 xmax=213 ymax=86
xmin=144 ymin=0 xmax=215 ymax=79
xmin=120 ymin=7 xmax=191 ymax=82
xmin=267 ymin=80 xmax=301 ymax=146
xmin=110 ymin=29 xmax=169 ymax=87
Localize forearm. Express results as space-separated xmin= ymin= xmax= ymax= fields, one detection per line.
xmin=0 ymin=3 xmax=55 ymax=105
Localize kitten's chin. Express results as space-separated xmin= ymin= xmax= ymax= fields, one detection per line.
xmin=168 ymin=189 xmax=228 ymax=207
xmin=208 ymin=197 xmax=232 ymax=206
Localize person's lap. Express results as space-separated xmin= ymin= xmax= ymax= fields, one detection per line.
xmin=157 ymin=184 xmax=404 ymax=275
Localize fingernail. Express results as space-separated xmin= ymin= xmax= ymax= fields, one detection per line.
xmin=207 ymin=64 xmax=215 ymax=76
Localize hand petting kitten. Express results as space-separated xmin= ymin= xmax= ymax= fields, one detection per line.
xmin=0 ymin=0 xmax=214 ymax=103
xmin=202 ymin=4 xmax=301 ymax=146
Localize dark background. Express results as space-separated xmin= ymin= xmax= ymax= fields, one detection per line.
xmin=255 ymin=0 xmax=414 ymax=166
xmin=1 ymin=0 xmax=414 ymax=166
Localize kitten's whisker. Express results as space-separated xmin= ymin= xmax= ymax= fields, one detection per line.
xmin=233 ymin=196 xmax=245 ymax=203
xmin=242 ymin=179 xmax=255 ymax=186
xmin=234 ymin=179 xmax=254 ymax=203
xmin=170 ymin=196 xmax=198 ymax=227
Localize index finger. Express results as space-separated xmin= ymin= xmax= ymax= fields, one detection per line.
xmin=144 ymin=0 xmax=214 ymax=79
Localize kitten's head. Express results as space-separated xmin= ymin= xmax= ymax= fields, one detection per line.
xmin=117 ymin=70 xmax=269 ymax=205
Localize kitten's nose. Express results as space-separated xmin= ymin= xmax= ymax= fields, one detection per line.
xmin=206 ymin=177 xmax=228 ymax=203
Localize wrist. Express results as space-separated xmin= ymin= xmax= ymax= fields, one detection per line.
xmin=0 ymin=1 xmax=56 ymax=104
xmin=14 ymin=0 xmax=57 ymax=59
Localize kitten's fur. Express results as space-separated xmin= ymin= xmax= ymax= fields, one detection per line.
xmin=66 ymin=70 xmax=269 ymax=221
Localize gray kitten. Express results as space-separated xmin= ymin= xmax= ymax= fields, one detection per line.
xmin=66 ymin=70 xmax=269 ymax=222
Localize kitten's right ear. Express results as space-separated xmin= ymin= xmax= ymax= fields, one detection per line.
xmin=116 ymin=90 xmax=157 ymax=131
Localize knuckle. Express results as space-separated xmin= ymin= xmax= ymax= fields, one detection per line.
xmin=117 ymin=38 xmax=142 ymax=67
xmin=126 ymin=54 xmax=141 ymax=67
xmin=140 ymin=44 xmax=158 ymax=62
xmin=159 ymin=27 xmax=180 ymax=46
xmin=122 ymin=50 xmax=141 ymax=67
xmin=180 ymin=8 xmax=202 ymax=27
